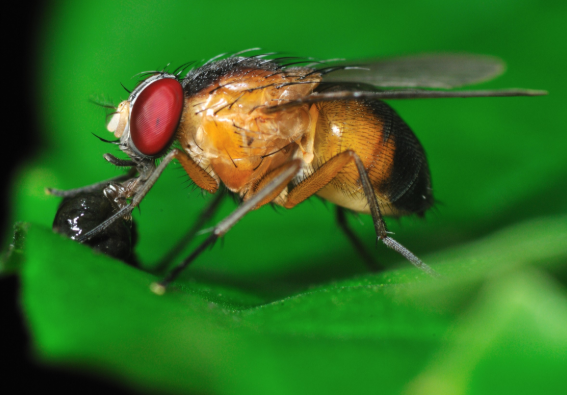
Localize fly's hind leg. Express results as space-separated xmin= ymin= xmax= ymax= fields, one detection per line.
xmin=150 ymin=160 xmax=302 ymax=294
xmin=350 ymin=154 xmax=441 ymax=278
xmin=284 ymin=149 xmax=440 ymax=278
xmin=336 ymin=206 xmax=384 ymax=272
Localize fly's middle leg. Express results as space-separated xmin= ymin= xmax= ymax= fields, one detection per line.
xmin=150 ymin=160 xmax=302 ymax=294
xmin=335 ymin=206 xmax=384 ymax=272
xmin=151 ymin=189 xmax=226 ymax=274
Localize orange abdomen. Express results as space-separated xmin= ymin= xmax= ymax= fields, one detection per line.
xmin=311 ymin=99 xmax=433 ymax=217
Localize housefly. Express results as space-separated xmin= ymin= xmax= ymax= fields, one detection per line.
xmin=47 ymin=50 xmax=546 ymax=293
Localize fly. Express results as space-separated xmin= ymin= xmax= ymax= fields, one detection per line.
xmin=47 ymin=51 xmax=546 ymax=293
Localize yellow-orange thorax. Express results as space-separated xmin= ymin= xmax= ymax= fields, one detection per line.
xmin=178 ymin=67 xmax=321 ymax=194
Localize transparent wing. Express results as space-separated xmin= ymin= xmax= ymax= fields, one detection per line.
xmin=322 ymin=53 xmax=506 ymax=89
xmin=263 ymin=88 xmax=547 ymax=113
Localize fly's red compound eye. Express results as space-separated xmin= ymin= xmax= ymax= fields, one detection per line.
xmin=130 ymin=78 xmax=184 ymax=157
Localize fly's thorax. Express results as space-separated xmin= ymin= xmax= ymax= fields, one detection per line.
xmin=178 ymin=67 xmax=321 ymax=192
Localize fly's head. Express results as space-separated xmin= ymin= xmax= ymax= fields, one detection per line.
xmin=106 ymin=73 xmax=185 ymax=163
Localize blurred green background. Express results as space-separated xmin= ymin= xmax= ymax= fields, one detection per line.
xmin=4 ymin=0 xmax=567 ymax=394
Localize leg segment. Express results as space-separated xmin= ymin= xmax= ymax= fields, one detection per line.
xmin=351 ymin=154 xmax=441 ymax=278
xmin=152 ymin=189 xmax=226 ymax=274
xmin=78 ymin=149 xmax=218 ymax=243
xmin=284 ymin=150 xmax=355 ymax=208
xmin=283 ymin=149 xmax=439 ymax=277
xmin=336 ymin=207 xmax=384 ymax=272
xmin=151 ymin=161 xmax=302 ymax=294
xmin=245 ymin=159 xmax=303 ymax=209
xmin=46 ymin=168 xmax=137 ymax=198
xmin=174 ymin=149 xmax=219 ymax=194
xmin=47 ymin=153 xmax=138 ymax=198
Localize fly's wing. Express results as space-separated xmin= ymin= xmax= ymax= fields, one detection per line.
xmin=264 ymin=88 xmax=547 ymax=111
xmin=321 ymin=53 xmax=506 ymax=89
xmin=264 ymin=54 xmax=547 ymax=112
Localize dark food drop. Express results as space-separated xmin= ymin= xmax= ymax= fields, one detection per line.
xmin=52 ymin=189 xmax=138 ymax=266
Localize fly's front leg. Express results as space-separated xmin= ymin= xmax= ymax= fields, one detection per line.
xmin=77 ymin=148 xmax=219 ymax=243
xmin=150 ymin=160 xmax=302 ymax=294
xmin=46 ymin=154 xmax=137 ymax=198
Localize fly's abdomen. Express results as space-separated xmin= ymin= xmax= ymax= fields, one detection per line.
xmin=312 ymin=100 xmax=433 ymax=217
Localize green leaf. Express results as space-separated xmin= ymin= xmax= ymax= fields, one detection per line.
xmin=17 ymin=215 xmax=567 ymax=395
xmin=407 ymin=270 xmax=567 ymax=395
